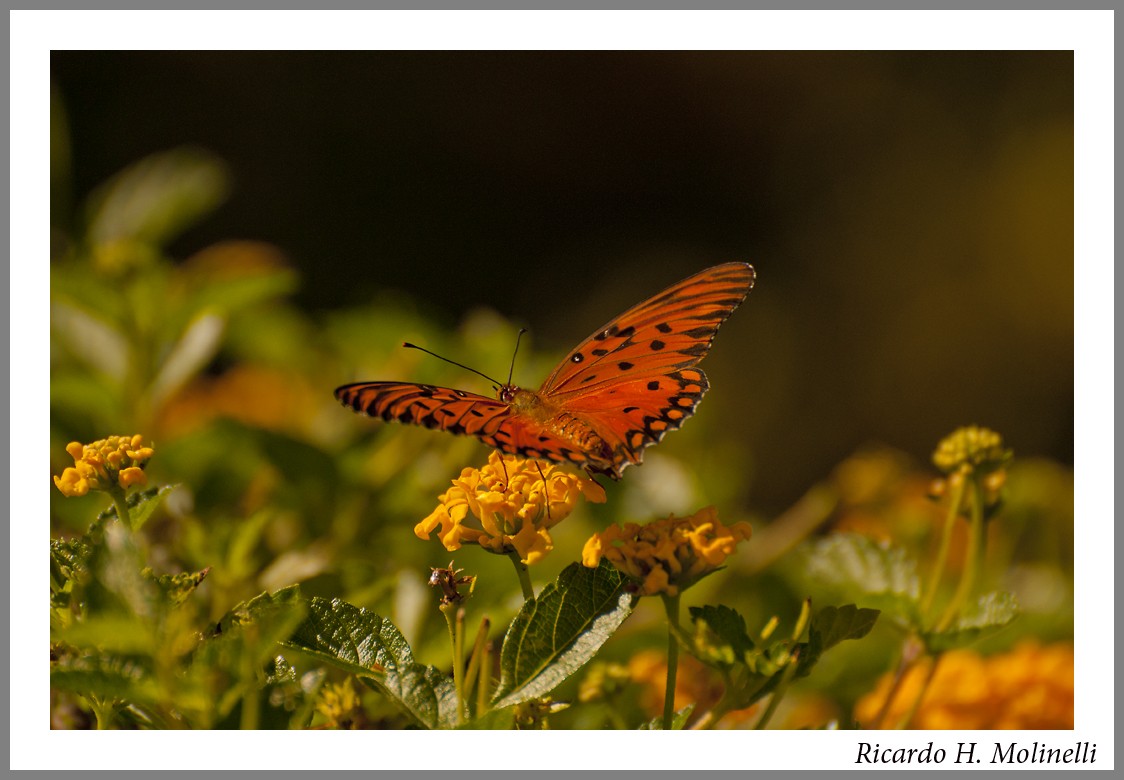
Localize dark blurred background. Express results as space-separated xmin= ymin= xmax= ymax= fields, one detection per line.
xmin=50 ymin=51 xmax=1073 ymax=513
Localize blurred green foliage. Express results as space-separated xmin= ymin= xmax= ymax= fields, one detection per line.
xmin=50 ymin=138 xmax=1073 ymax=730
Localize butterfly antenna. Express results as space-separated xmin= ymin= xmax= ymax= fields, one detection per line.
xmin=402 ymin=343 xmax=504 ymax=387
xmin=507 ymin=328 xmax=528 ymax=387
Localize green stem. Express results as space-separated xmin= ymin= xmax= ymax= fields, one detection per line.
xmin=463 ymin=617 xmax=491 ymax=717
xmin=507 ymin=551 xmax=535 ymax=601
xmin=476 ymin=638 xmax=491 ymax=718
xmin=89 ymin=696 xmax=116 ymax=730
xmin=661 ymin=592 xmax=682 ymax=730
xmin=936 ymin=476 xmax=985 ymax=632
xmin=440 ymin=603 xmax=466 ymax=725
xmin=108 ymin=486 xmax=133 ymax=532
xmin=920 ymin=474 xmax=966 ymax=622
xmin=754 ymin=655 xmax=799 ymax=730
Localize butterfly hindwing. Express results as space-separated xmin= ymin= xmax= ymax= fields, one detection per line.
xmin=558 ymin=367 xmax=709 ymax=473
xmin=334 ymin=381 xmax=594 ymax=466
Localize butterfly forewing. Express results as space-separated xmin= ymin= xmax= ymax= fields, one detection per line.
xmin=539 ymin=262 xmax=755 ymax=396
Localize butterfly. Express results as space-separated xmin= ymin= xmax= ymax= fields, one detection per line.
xmin=335 ymin=262 xmax=755 ymax=480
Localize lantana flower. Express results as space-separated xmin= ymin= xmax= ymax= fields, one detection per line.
xmin=416 ymin=451 xmax=606 ymax=565
xmin=582 ymin=506 xmax=752 ymax=597
xmin=855 ymin=641 xmax=1073 ymax=729
xmin=932 ymin=425 xmax=1011 ymax=476
xmin=53 ymin=435 xmax=155 ymax=498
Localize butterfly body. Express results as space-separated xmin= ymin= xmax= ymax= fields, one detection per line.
xmin=336 ymin=262 xmax=755 ymax=479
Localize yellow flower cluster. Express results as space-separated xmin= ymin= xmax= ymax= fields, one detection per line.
xmin=932 ymin=426 xmax=1011 ymax=475
xmin=415 ymin=452 xmax=606 ymax=565
xmin=581 ymin=506 xmax=751 ymax=597
xmin=315 ymin=680 xmax=363 ymax=730
xmin=53 ymin=435 xmax=154 ymax=497
xmin=854 ymin=641 xmax=1074 ymax=729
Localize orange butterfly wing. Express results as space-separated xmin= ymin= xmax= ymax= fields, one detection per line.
xmin=537 ymin=262 xmax=755 ymax=476
xmin=334 ymin=382 xmax=510 ymax=441
xmin=335 ymin=262 xmax=755 ymax=479
xmin=333 ymin=381 xmax=598 ymax=464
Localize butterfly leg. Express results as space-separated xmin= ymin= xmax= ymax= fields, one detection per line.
xmin=583 ymin=465 xmax=610 ymax=489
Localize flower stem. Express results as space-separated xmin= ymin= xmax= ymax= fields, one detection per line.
xmin=463 ymin=616 xmax=492 ymax=717
xmin=108 ymin=486 xmax=133 ymax=531
xmin=440 ymin=603 xmax=466 ymax=725
xmin=89 ymin=696 xmax=115 ymax=729
xmin=936 ymin=476 xmax=985 ymax=632
xmin=661 ymin=592 xmax=682 ymax=729
xmin=507 ymin=551 xmax=535 ymax=601
xmin=920 ymin=473 xmax=967 ymax=622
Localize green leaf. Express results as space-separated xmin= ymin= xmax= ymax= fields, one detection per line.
xmin=114 ymin=485 xmax=179 ymax=531
xmin=280 ymin=595 xmax=459 ymax=730
xmin=85 ymin=146 xmax=229 ymax=248
xmin=55 ymin=614 xmax=158 ymax=655
xmin=283 ymin=596 xmax=414 ymax=677
xmin=685 ymin=604 xmax=756 ymax=668
xmin=640 ymin=704 xmax=695 ymax=730
xmin=145 ymin=567 xmax=211 ymax=607
xmin=51 ymin=652 xmax=160 ymax=704
xmin=798 ymin=604 xmax=881 ymax=677
xmin=183 ymin=263 xmax=299 ymax=317
xmin=147 ymin=312 xmax=226 ymax=409
xmin=492 ymin=560 xmax=636 ymax=709
xmin=922 ymin=591 xmax=1019 ymax=652
xmin=51 ymin=536 xmax=93 ymax=591
xmin=792 ymin=533 xmax=921 ymax=626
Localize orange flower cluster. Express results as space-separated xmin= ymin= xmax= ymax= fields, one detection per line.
xmin=416 ymin=452 xmax=606 ymax=565
xmin=855 ymin=641 xmax=1074 ymax=729
xmin=582 ymin=506 xmax=751 ymax=597
xmin=53 ymin=435 xmax=154 ymax=498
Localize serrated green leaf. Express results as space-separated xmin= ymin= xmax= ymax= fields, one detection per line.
xmin=492 ymin=560 xmax=635 ymax=709
xmin=284 ymin=596 xmax=413 ymax=676
xmin=793 ymin=533 xmax=921 ymax=625
xmin=280 ymin=596 xmax=459 ymax=730
xmin=640 ymin=704 xmax=695 ymax=730
xmin=51 ymin=536 xmax=93 ymax=591
xmin=686 ymin=604 xmax=756 ymax=667
xmin=95 ymin=484 xmax=179 ymax=532
xmin=51 ymin=652 xmax=160 ymax=704
xmin=145 ymin=566 xmax=210 ymax=606
xmin=209 ymin=585 xmax=307 ymax=640
xmin=798 ymin=604 xmax=880 ymax=676
xmin=922 ymin=591 xmax=1019 ymax=652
